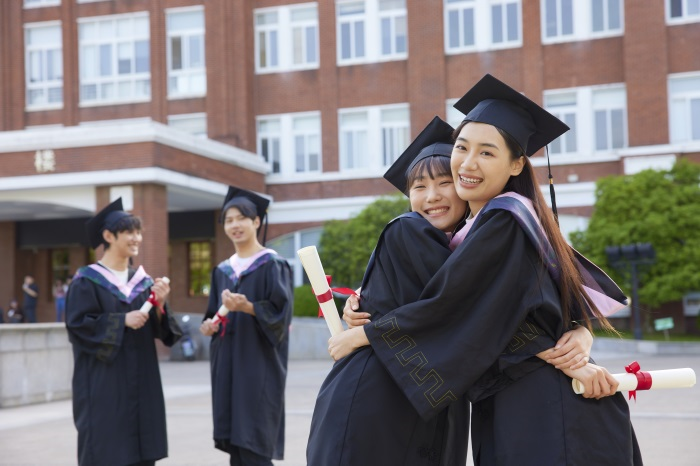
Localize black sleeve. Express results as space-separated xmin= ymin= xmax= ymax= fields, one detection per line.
xmin=252 ymin=258 xmax=294 ymax=346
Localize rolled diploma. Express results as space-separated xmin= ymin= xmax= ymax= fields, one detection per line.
xmin=139 ymin=277 xmax=170 ymax=313
xmin=572 ymin=368 xmax=696 ymax=394
xmin=211 ymin=305 xmax=230 ymax=325
xmin=297 ymin=246 xmax=344 ymax=336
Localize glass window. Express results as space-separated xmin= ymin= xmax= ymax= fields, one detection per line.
xmin=293 ymin=115 xmax=321 ymax=173
xmin=255 ymin=10 xmax=279 ymax=71
xmin=78 ymin=13 xmax=151 ymax=105
xmin=592 ymin=87 xmax=627 ymax=151
xmin=445 ymin=0 xmax=475 ymax=49
xmin=24 ymin=0 xmax=60 ymax=7
xmin=255 ymin=4 xmax=319 ymax=73
xmin=188 ymin=241 xmax=212 ymax=297
xmin=168 ymin=113 xmax=207 ymax=137
xmin=258 ymin=118 xmax=282 ymax=174
xmin=545 ymin=92 xmax=577 ymax=155
xmin=379 ymin=0 xmax=407 ymax=57
xmin=669 ymin=75 xmax=700 ymax=143
xmin=543 ymin=0 xmax=573 ymax=38
xmin=337 ymin=1 xmax=366 ymax=62
xmin=491 ymin=0 xmax=520 ymax=44
xmin=291 ymin=6 xmax=319 ymax=66
xmin=25 ymin=23 xmax=63 ymax=109
xmin=592 ymin=0 xmax=622 ymax=33
xmin=668 ymin=0 xmax=700 ymax=20
xmin=267 ymin=227 xmax=324 ymax=287
xmin=380 ymin=107 xmax=410 ymax=166
xmin=339 ymin=111 xmax=369 ymax=169
xmin=167 ymin=7 xmax=206 ymax=98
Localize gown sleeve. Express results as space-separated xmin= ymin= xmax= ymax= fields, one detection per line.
xmin=204 ymin=268 xmax=221 ymax=321
xmin=252 ymin=258 xmax=294 ymax=347
xmin=364 ymin=210 xmax=564 ymax=420
xmin=151 ymin=303 xmax=183 ymax=347
xmin=65 ymin=277 xmax=126 ymax=363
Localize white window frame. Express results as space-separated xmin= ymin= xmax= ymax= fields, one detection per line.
xmin=666 ymin=0 xmax=700 ymax=24
xmin=256 ymin=112 xmax=322 ymax=176
xmin=78 ymin=12 xmax=151 ymax=106
xmin=444 ymin=0 xmax=522 ymax=54
xmin=255 ymin=3 xmax=319 ymax=74
xmin=445 ymin=97 xmax=464 ymax=128
xmin=168 ymin=113 xmax=207 ymax=138
xmin=544 ymin=84 xmax=628 ymax=162
xmin=24 ymin=0 xmax=60 ymax=8
xmin=338 ymin=104 xmax=410 ymax=171
xmin=541 ymin=0 xmax=623 ymax=44
xmin=592 ymin=86 xmax=627 ymax=152
xmin=668 ymin=72 xmax=700 ymax=143
xmin=590 ymin=0 xmax=624 ymax=37
xmin=337 ymin=0 xmax=408 ymax=66
xmin=378 ymin=0 xmax=408 ymax=59
xmin=166 ymin=6 xmax=206 ymax=99
xmin=25 ymin=21 xmax=63 ymax=111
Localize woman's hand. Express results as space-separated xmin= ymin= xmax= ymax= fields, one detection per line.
xmin=199 ymin=318 xmax=220 ymax=336
xmin=328 ymin=326 xmax=369 ymax=361
xmin=542 ymin=325 xmax=593 ymax=369
xmin=562 ymin=363 xmax=619 ymax=399
xmin=342 ymin=294 xmax=371 ymax=329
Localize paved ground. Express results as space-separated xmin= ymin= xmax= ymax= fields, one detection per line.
xmin=1 ymin=351 xmax=699 ymax=465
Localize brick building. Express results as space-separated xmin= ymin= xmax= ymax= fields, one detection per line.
xmin=1 ymin=0 xmax=699 ymax=322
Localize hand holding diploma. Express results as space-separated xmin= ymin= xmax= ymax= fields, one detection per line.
xmin=297 ymin=246 xmax=344 ymax=336
xmin=140 ymin=277 xmax=170 ymax=313
xmin=572 ymin=361 xmax=696 ymax=400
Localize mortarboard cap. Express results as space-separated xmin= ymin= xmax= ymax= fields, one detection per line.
xmin=85 ymin=198 xmax=132 ymax=249
xmin=384 ymin=116 xmax=455 ymax=195
xmin=453 ymin=74 xmax=569 ymax=156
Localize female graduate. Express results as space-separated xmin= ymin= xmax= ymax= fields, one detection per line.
xmin=328 ymin=74 xmax=642 ymax=466
xmin=66 ymin=198 xmax=182 ymax=466
xmin=307 ymin=117 xmax=600 ymax=466
xmin=199 ymin=186 xmax=293 ymax=466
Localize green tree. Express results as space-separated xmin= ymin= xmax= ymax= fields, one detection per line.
xmin=318 ymin=194 xmax=410 ymax=288
xmin=571 ymin=159 xmax=700 ymax=310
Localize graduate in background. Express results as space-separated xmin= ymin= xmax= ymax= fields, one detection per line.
xmin=199 ymin=186 xmax=293 ymax=466
xmin=65 ymin=198 xmax=182 ymax=466
xmin=329 ymin=75 xmax=642 ymax=465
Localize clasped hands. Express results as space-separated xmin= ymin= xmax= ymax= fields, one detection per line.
xmin=125 ymin=277 xmax=170 ymax=330
xmin=199 ymin=290 xmax=253 ymax=336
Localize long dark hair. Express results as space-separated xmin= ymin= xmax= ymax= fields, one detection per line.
xmin=454 ymin=121 xmax=615 ymax=332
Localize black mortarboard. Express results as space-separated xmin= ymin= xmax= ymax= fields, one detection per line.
xmin=384 ymin=116 xmax=455 ymax=195
xmin=220 ymin=186 xmax=271 ymax=243
xmin=453 ymin=74 xmax=569 ymax=156
xmin=85 ymin=198 xmax=132 ymax=249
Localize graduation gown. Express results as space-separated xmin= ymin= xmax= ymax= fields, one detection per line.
xmin=307 ymin=213 xmax=470 ymax=466
xmin=205 ymin=251 xmax=293 ymax=460
xmin=364 ymin=200 xmax=642 ymax=466
xmin=65 ymin=264 xmax=182 ymax=466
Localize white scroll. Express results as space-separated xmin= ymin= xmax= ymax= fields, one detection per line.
xmin=572 ymin=367 xmax=696 ymax=395
xmin=139 ymin=277 xmax=170 ymax=313
xmin=297 ymin=246 xmax=344 ymax=336
xmin=211 ymin=305 xmax=230 ymax=325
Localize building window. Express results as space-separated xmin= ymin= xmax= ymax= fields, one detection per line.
xmin=257 ymin=112 xmax=321 ymax=176
xmin=188 ymin=241 xmax=212 ymax=297
xmin=78 ymin=13 xmax=151 ymax=105
xmin=168 ymin=113 xmax=207 ymax=137
xmin=255 ymin=3 xmax=319 ymax=73
xmin=25 ymin=23 xmax=63 ymax=110
xmin=545 ymin=85 xmax=628 ymax=157
xmin=593 ymin=87 xmax=627 ymax=151
xmin=667 ymin=0 xmax=700 ymax=22
xmin=542 ymin=0 xmax=624 ymax=43
xmin=339 ymin=104 xmax=409 ymax=170
xmin=337 ymin=0 xmax=407 ymax=65
xmin=591 ymin=0 xmax=622 ymax=33
xmin=267 ymin=228 xmax=323 ymax=287
xmin=669 ymin=74 xmax=700 ymax=143
xmin=167 ymin=7 xmax=206 ymax=98
xmin=24 ymin=0 xmax=60 ymax=7
xmin=445 ymin=0 xmax=521 ymax=53
xmin=51 ymin=249 xmax=71 ymax=284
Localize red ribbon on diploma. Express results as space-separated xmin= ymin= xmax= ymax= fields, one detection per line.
xmin=313 ymin=276 xmax=357 ymax=317
xmin=147 ymin=292 xmax=165 ymax=315
xmin=217 ymin=313 xmax=230 ymax=337
xmin=625 ymin=361 xmax=652 ymax=401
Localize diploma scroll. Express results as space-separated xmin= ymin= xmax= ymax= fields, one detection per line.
xmin=139 ymin=277 xmax=170 ymax=313
xmin=572 ymin=367 xmax=696 ymax=395
xmin=297 ymin=246 xmax=344 ymax=336
xmin=211 ymin=305 xmax=230 ymax=325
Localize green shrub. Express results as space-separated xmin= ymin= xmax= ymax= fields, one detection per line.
xmin=293 ymin=284 xmax=348 ymax=319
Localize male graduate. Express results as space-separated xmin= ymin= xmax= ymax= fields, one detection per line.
xmin=200 ymin=186 xmax=293 ymax=466
xmin=65 ymin=198 xmax=182 ymax=466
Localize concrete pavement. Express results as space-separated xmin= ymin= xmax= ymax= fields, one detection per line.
xmin=1 ymin=352 xmax=699 ymax=465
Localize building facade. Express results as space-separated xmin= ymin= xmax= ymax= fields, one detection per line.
xmin=1 ymin=0 xmax=699 ymax=321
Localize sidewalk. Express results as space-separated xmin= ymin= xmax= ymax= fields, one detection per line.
xmin=1 ymin=353 xmax=699 ymax=465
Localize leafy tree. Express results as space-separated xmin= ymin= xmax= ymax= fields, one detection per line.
xmin=571 ymin=159 xmax=700 ymax=311
xmin=318 ymin=194 xmax=410 ymax=288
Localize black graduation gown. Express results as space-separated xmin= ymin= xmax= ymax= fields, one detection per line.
xmin=307 ymin=213 xmax=470 ymax=466
xmin=364 ymin=208 xmax=642 ymax=466
xmin=205 ymin=252 xmax=293 ymax=460
xmin=65 ymin=265 xmax=182 ymax=466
